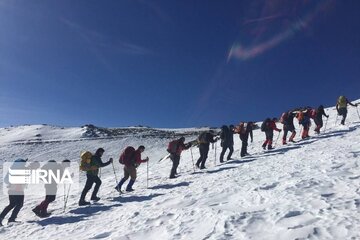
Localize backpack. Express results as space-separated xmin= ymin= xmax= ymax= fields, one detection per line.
xmin=337 ymin=96 xmax=347 ymax=108
xmin=197 ymin=132 xmax=208 ymax=144
xmin=280 ymin=112 xmax=288 ymax=124
xmin=237 ymin=122 xmax=247 ymax=134
xmin=297 ymin=111 xmax=304 ymax=123
xmin=119 ymin=146 xmax=136 ymax=165
xmin=167 ymin=140 xmax=178 ymax=154
xmin=80 ymin=151 xmax=92 ymax=171
xmin=261 ymin=118 xmax=270 ymax=132
xmin=309 ymin=109 xmax=317 ymax=119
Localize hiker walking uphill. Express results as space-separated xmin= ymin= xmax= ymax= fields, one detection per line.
xmin=79 ymin=148 xmax=113 ymax=206
xmin=0 ymin=159 xmax=39 ymax=226
xmin=261 ymin=118 xmax=281 ymax=150
xmin=314 ymin=105 xmax=329 ymax=134
xmin=280 ymin=111 xmax=297 ymax=145
xmin=167 ymin=137 xmax=192 ymax=179
xmin=33 ymin=160 xmax=71 ymax=218
xmin=296 ymin=109 xmax=311 ymax=139
xmin=115 ymin=145 xmax=149 ymax=193
xmin=336 ymin=96 xmax=358 ymax=125
xmin=196 ymin=130 xmax=218 ymax=169
xmin=235 ymin=122 xmax=253 ymax=157
xmin=219 ymin=125 xmax=234 ymax=162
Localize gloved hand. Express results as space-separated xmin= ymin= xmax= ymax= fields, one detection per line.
xmin=144 ymin=157 xmax=149 ymax=162
xmin=109 ymin=158 xmax=113 ymax=163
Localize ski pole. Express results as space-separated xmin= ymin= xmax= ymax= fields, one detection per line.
xmin=190 ymin=147 xmax=195 ymax=172
xmin=64 ymin=184 xmax=71 ymax=213
xmin=274 ymin=131 xmax=281 ymax=148
xmin=111 ymin=161 xmax=118 ymax=185
xmin=323 ymin=117 xmax=329 ymax=133
xmin=335 ymin=115 xmax=338 ymax=126
xmin=146 ymin=159 xmax=149 ymax=189
xmin=214 ymin=141 xmax=217 ymax=166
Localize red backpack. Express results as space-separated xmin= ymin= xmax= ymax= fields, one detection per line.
xmin=119 ymin=146 xmax=135 ymax=165
xmin=237 ymin=122 xmax=247 ymax=134
xmin=167 ymin=140 xmax=179 ymax=154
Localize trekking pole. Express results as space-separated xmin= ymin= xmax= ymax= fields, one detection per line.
xmin=323 ymin=118 xmax=329 ymax=133
xmin=64 ymin=184 xmax=71 ymax=213
xmin=111 ymin=161 xmax=118 ymax=185
xmin=214 ymin=141 xmax=217 ymax=166
xmin=335 ymin=115 xmax=338 ymax=126
xmin=190 ymin=147 xmax=195 ymax=172
xmin=274 ymin=131 xmax=281 ymax=148
xmin=146 ymin=159 xmax=149 ymax=189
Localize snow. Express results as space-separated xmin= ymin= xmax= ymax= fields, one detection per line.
xmin=1 ymin=102 xmax=360 ymax=239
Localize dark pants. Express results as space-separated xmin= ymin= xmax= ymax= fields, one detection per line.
xmin=196 ymin=144 xmax=209 ymax=168
xmin=0 ymin=195 xmax=24 ymax=221
xmin=170 ymin=154 xmax=180 ymax=178
xmin=220 ymin=144 xmax=234 ymax=162
xmin=262 ymin=131 xmax=274 ymax=149
xmin=80 ymin=174 xmax=102 ymax=201
xmin=301 ymin=122 xmax=310 ymax=139
xmin=314 ymin=118 xmax=323 ymax=133
xmin=338 ymin=108 xmax=347 ymax=125
xmin=240 ymin=134 xmax=249 ymax=157
xmin=283 ymin=124 xmax=296 ymax=143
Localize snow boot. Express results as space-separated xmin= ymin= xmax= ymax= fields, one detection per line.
xmin=262 ymin=144 xmax=266 ymax=150
xmin=8 ymin=218 xmax=21 ymax=224
xmin=91 ymin=196 xmax=100 ymax=202
xmin=32 ymin=207 xmax=42 ymax=217
xmin=0 ymin=218 xmax=3 ymax=227
xmin=78 ymin=200 xmax=91 ymax=206
xmin=115 ymin=178 xmax=126 ymax=192
xmin=126 ymin=179 xmax=135 ymax=192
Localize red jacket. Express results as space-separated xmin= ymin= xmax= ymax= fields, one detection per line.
xmin=133 ymin=150 xmax=147 ymax=165
xmin=269 ymin=121 xmax=281 ymax=132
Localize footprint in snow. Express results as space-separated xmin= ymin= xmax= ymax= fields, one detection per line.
xmin=258 ymin=182 xmax=279 ymax=190
xmin=90 ymin=232 xmax=112 ymax=239
xmin=283 ymin=211 xmax=302 ymax=218
xmin=349 ymin=175 xmax=360 ymax=180
xmin=321 ymin=193 xmax=335 ymax=198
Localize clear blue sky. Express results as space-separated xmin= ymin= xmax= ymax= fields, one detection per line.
xmin=0 ymin=0 xmax=359 ymax=128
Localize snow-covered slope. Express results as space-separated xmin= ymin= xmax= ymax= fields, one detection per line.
xmin=0 ymin=102 xmax=360 ymax=240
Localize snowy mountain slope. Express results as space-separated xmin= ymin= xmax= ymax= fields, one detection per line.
xmin=0 ymin=102 xmax=360 ymax=240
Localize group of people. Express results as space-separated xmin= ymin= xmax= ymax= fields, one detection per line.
xmin=0 ymin=96 xmax=358 ymax=226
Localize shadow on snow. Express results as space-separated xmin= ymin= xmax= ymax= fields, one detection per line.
xmin=149 ymin=181 xmax=191 ymax=190
xmin=111 ymin=193 xmax=164 ymax=203
xmin=29 ymin=203 xmax=122 ymax=226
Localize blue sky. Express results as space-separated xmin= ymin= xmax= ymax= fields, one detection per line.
xmin=0 ymin=0 xmax=359 ymax=128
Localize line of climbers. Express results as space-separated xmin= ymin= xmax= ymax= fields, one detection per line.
xmin=0 ymin=96 xmax=358 ymax=226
